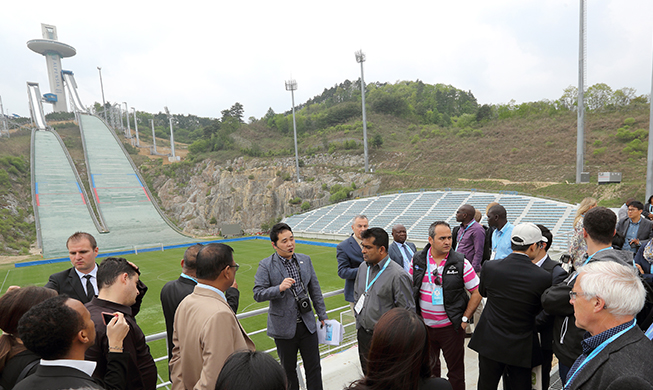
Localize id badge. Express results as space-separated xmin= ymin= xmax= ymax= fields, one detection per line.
xmin=431 ymin=286 xmax=444 ymax=305
xmin=490 ymin=250 xmax=496 ymax=260
xmin=354 ymin=294 xmax=365 ymax=314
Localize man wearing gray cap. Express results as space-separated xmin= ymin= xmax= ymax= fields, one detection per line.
xmin=468 ymin=223 xmax=552 ymax=390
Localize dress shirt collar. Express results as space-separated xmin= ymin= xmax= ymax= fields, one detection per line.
xmin=353 ymin=234 xmax=363 ymax=249
xmin=40 ymin=359 xmax=97 ymax=377
xmin=74 ymin=264 xmax=98 ymax=280
xmin=90 ymin=297 xmax=132 ymax=316
xmin=196 ymin=282 xmax=227 ymax=301
xmin=535 ymin=254 xmax=549 ymax=267
xmin=367 ymin=256 xmax=391 ymax=270
xmin=498 ymin=222 xmax=512 ymax=234
xmin=581 ymin=319 xmax=635 ymax=354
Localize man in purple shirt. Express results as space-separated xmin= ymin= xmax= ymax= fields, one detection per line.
xmin=454 ymin=204 xmax=486 ymax=273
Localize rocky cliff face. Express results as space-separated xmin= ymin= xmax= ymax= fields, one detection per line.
xmin=153 ymin=154 xmax=380 ymax=235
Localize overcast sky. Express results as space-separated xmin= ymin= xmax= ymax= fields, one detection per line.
xmin=1 ymin=0 xmax=652 ymax=121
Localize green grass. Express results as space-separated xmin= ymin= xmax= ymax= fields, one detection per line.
xmin=0 ymin=238 xmax=348 ymax=385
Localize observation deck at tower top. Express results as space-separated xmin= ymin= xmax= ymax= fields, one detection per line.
xmin=27 ymin=39 xmax=77 ymax=57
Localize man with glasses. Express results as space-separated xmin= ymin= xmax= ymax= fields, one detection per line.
xmin=616 ymin=200 xmax=653 ymax=253
xmin=566 ymin=261 xmax=653 ymax=389
xmin=411 ymin=221 xmax=481 ymax=390
xmin=170 ymin=243 xmax=254 ymax=390
xmin=254 ymin=223 xmax=327 ymax=390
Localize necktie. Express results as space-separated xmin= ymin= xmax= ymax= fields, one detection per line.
xmin=402 ymin=245 xmax=412 ymax=273
xmin=83 ymin=274 xmax=95 ymax=301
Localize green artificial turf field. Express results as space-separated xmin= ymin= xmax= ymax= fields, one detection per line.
xmin=0 ymin=238 xmax=349 ymax=386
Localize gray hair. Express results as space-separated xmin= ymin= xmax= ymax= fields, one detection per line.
xmin=352 ymin=215 xmax=368 ymax=224
xmin=578 ymin=261 xmax=646 ymax=317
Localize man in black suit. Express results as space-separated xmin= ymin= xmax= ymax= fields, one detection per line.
xmin=532 ymin=224 xmax=568 ymax=390
xmin=387 ymin=224 xmax=417 ymax=273
xmin=15 ymin=295 xmax=129 ymax=390
xmin=160 ymin=244 xmax=239 ymax=368
xmin=337 ymin=215 xmax=368 ymax=308
xmin=468 ymin=223 xmax=552 ymax=390
xmin=45 ymin=232 xmax=101 ymax=303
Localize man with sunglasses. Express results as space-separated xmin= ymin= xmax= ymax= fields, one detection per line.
xmin=254 ymin=223 xmax=327 ymax=390
xmin=411 ymin=221 xmax=481 ymax=390
xmin=170 ymin=243 xmax=254 ymax=390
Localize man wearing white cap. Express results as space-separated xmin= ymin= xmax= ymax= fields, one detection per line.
xmin=468 ymin=223 xmax=552 ymax=390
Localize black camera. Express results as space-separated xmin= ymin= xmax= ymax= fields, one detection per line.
xmin=297 ymin=296 xmax=312 ymax=314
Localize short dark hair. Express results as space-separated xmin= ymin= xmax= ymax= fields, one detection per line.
xmin=511 ymin=242 xmax=532 ymax=252
xmin=18 ymin=295 xmax=84 ymax=360
xmin=66 ymin=232 xmax=97 ymax=249
xmin=488 ymin=204 xmax=507 ymax=219
xmin=183 ymin=244 xmax=204 ymax=270
xmin=428 ymin=221 xmax=450 ymax=239
xmin=361 ymin=227 xmax=389 ymax=252
xmin=584 ymin=207 xmax=617 ymax=245
xmin=215 ymin=351 xmax=287 ymax=390
xmin=629 ymin=200 xmax=644 ymax=211
xmin=536 ymin=224 xmax=553 ymax=252
xmin=97 ymin=257 xmax=140 ymax=290
xmin=270 ymin=223 xmax=292 ymax=244
xmin=196 ymin=243 xmax=234 ymax=280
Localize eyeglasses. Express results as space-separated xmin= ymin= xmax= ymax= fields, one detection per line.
xmin=569 ymin=291 xmax=590 ymax=301
xmin=229 ymin=263 xmax=240 ymax=272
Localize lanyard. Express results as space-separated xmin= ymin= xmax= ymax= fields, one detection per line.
xmin=402 ymin=243 xmax=414 ymax=258
xmin=456 ymin=221 xmax=475 ymax=250
xmin=427 ymin=251 xmax=446 ymax=285
xmin=365 ymin=257 xmax=391 ymax=293
xmin=565 ymin=320 xmax=636 ymax=389
xmin=583 ymin=247 xmax=612 ymax=266
xmin=492 ymin=223 xmax=508 ymax=251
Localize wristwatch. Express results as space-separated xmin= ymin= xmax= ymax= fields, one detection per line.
xmin=461 ymin=316 xmax=469 ymax=323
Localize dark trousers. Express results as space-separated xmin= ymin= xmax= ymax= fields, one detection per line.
xmin=540 ymin=349 xmax=552 ymax=390
xmin=478 ymin=355 xmax=531 ymax=390
xmin=275 ymin=321 xmax=323 ymax=390
xmin=427 ymin=324 xmax=466 ymax=390
xmin=357 ymin=327 xmax=374 ymax=375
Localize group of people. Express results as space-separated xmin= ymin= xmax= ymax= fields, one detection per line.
xmin=337 ymin=205 xmax=653 ymax=390
xmin=2 ymin=200 xmax=653 ymax=390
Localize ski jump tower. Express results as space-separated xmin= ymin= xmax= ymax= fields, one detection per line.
xmin=27 ymin=24 xmax=76 ymax=112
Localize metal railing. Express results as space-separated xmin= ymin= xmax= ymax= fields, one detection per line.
xmin=145 ymin=288 xmax=352 ymax=389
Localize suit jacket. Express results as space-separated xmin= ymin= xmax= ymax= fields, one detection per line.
xmin=568 ymin=326 xmax=653 ymax=390
xmin=468 ymin=252 xmax=552 ymax=368
xmin=160 ymin=276 xmax=240 ymax=364
xmin=45 ymin=266 xmax=96 ymax=304
xmin=388 ymin=241 xmax=417 ymax=270
xmin=12 ymin=353 xmax=129 ymax=390
xmin=337 ymin=234 xmax=364 ymax=302
xmin=253 ymin=253 xmax=328 ymax=339
xmin=616 ymin=216 xmax=653 ymax=249
xmin=170 ymin=285 xmax=254 ymax=390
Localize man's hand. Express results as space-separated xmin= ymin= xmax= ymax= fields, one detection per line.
xmin=631 ymin=238 xmax=641 ymax=246
xmin=127 ymin=261 xmax=139 ymax=272
xmin=461 ymin=322 xmax=468 ymax=331
xmin=320 ymin=319 xmax=326 ymax=328
xmin=231 ymin=279 xmax=238 ymax=289
xmin=636 ymin=263 xmax=645 ymax=275
xmin=279 ymin=278 xmax=295 ymax=292
xmin=106 ymin=312 xmax=129 ymax=351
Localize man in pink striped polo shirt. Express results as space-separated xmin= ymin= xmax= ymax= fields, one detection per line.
xmin=410 ymin=221 xmax=482 ymax=390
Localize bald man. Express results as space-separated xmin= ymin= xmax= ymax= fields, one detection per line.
xmin=452 ymin=204 xmax=485 ymax=273
xmin=388 ymin=224 xmax=417 ymax=273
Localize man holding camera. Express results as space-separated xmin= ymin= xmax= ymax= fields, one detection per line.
xmin=254 ymin=223 xmax=328 ymax=390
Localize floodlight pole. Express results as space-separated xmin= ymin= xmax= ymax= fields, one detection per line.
xmin=646 ymin=49 xmax=653 ymax=199
xmin=151 ymin=119 xmax=158 ymax=154
xmin=285 ymin=79 xmax=301 ymax=182
xmin=576 ymin=0 xmax=586 ymax=184
xmin=132 ymin=107 xmax=140 ymax=147
xmin=355 ymin=50 xmax=369 ymax=173
xmin=97 ymin=67 xmax=107 ymax=122
xmin=123 ymin=102 xmax=130 ymax=138
xmin=118 ymin=104 xmax=124 ymax=131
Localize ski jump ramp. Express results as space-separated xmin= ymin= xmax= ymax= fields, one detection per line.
xmin=31 ymin=113 xmax=195 ymax=257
